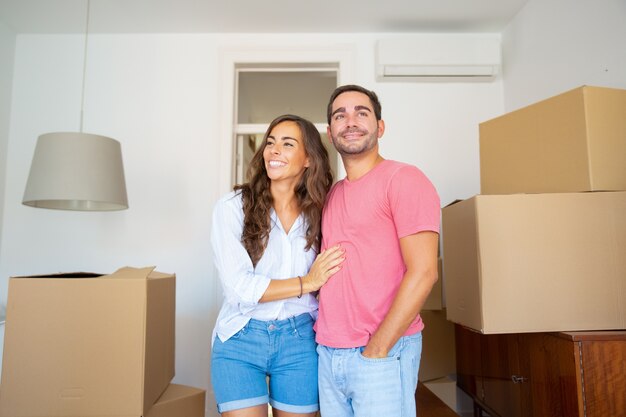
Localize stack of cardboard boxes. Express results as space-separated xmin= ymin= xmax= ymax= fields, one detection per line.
xmin=0 ymin=266 xmax=206 ymax=417
xmin=442 ymin=85 xmax=626 ymax=335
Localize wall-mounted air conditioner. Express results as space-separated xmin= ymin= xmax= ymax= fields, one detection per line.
xmin=376 ymin=35 xmax=501 ymax=81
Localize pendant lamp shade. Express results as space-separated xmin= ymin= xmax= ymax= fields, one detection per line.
xmin=22 ymin=132 xmax=128 ymax=211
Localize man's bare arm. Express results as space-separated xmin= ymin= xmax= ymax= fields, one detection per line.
xmin=362 ymin=230 xmax=439 ymax=358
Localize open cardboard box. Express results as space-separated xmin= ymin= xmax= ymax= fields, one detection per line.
xmin=0 ymin=266 xmax=175 ymax=417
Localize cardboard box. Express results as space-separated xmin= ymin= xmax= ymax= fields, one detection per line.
xmin=145 ymin=384 xmax=205 ymax=417
xmin=422 ymin=257 xmax=444 ymax=310
xmin=0 ymin=266 xmax=175 ymax=417
xmin=480 ymin=85 xmax=626 ymax=194
xmin=419 ymin=309 xmax=456 ymax=382
xmin=0 ymin=322 xmax=4 ymax=381
xmin=442 ymin=192 xmax=626 ymax=334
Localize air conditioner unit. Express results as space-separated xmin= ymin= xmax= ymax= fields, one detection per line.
xmin=376 ymin=35 xmax=501 ymax=81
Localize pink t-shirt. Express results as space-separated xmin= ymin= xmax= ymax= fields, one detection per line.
xmin=315 ymin=160 xmax=440 ymax=348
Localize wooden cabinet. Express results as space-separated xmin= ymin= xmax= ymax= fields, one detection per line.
xmin=455 ymin=325 xmax=626 ymax=417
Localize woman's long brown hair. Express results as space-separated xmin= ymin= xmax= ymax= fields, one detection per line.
xmin=234 ymin=114 xmax=333 ymax=267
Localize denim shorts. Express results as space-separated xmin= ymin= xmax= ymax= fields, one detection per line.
xmin=211 ymin=313 xmax=319 ymax=414
xmin=317 ymin=332 xmax=422 ymax=417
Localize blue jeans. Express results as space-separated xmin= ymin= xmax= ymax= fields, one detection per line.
xmin=211 ymin=313 xmax=319 ymax=414
xmin=317 ymin=333 xmax=422 ymax=417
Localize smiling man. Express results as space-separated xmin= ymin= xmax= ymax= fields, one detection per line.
xmin=315 ymin=85 xmax=441 ymax=417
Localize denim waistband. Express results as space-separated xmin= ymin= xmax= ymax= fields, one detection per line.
xmin=247 ymin=313 xmax=313 ymax=332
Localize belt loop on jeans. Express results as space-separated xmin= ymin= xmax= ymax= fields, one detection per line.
xmin=288 ymin=316 xmax=297 ymax=331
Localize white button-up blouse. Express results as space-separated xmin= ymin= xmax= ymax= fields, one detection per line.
xmin=211 ymin=191 xmax=318 ymax=343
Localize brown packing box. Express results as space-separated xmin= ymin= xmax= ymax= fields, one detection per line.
xmin=479 ymin=85 xmax=626 ymax=194
xmin=145 ymin=384 xmax=205 ymax=417
xmin=422 ymin=257 xmax=444 ymax=310
xmin=419 ymin=309 xmax=456 ymax=382
xmin=0 ymin=266 xmax=175 ymax=417
xmin=442 ymin=192 xmax=626 ymax=334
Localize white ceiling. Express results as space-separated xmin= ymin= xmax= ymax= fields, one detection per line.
xmin=0 ymin=0 xmax=528 ymax=34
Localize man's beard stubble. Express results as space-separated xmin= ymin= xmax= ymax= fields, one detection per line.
xmin=331 ymin=127 xmax=378 ymax=156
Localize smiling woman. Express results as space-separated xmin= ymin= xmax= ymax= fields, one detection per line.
xmin=209 ymin=113 xmax=344 ymax=416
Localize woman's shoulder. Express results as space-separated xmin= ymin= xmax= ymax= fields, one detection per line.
xmin=215 ymin=190 xmax=244 ymax=211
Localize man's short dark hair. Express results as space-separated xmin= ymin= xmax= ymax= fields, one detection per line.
xmin=326 ymin=84 xmax=382 ymax=124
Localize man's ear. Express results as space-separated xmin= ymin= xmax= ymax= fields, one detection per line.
xmin=377 ymin=119 xmax=386 ymax=138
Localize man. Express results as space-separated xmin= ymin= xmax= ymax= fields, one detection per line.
xmin=315 ymin=85 xmax=441 ymax=417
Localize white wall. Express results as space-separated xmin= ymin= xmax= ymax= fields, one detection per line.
xmin=0 ymin=32 xmax=503 ymax=415
xmin=0 ymin=23 xmax=16 ymax=275
xmin=502 ymin=0 xmax=626 ymax=110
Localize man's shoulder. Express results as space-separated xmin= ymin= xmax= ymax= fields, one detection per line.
xmin=379 ymin=159 xmax=425 ymax=179
xmin=383 ymin=159 xmax=410 ymax=170
xmin=378 ymin=160 xmax=438 ymax=198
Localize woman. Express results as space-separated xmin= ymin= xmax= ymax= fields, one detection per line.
xmin=210 ymin=114 xmax=345 ymax=417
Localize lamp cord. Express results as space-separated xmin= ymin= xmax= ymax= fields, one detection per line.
xmin=79 ymin=0 xmax=91 ymax=133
